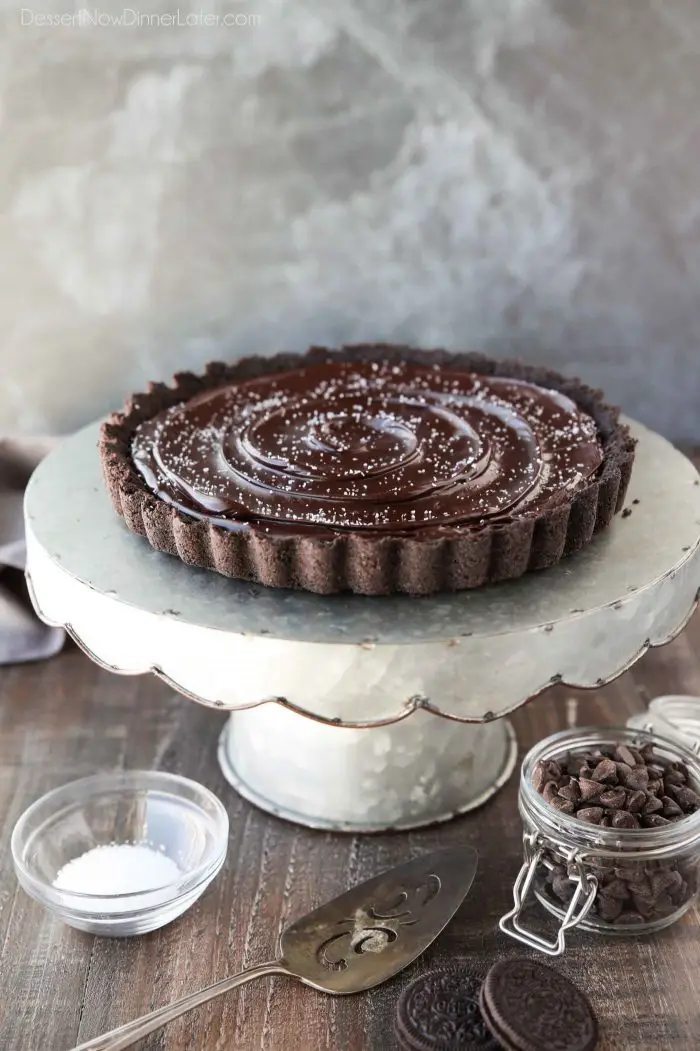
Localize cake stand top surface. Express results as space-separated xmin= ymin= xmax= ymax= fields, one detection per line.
xmin=25 ymin=419 xmax=700 ymax=646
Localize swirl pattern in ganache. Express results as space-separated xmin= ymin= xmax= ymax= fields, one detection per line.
xmin=132 ymin=360 xmax=603 ymax=536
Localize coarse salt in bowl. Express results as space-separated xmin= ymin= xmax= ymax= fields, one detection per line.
xmin=11 ymin=771 xmax=229 ymax=936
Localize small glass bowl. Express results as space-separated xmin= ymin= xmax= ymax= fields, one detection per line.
xmin=11 ymin=771 xmax=229 ymax=936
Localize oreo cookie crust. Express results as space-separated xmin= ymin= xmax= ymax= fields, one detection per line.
xmin=395 ymin=968 xmax=501 ymax=1051
xmin=479 ymin=959 xmax=598 ymax=1051
xmin=99 ymin=345 xmax=636 ymax=596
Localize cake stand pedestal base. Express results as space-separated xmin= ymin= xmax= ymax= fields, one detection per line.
xmin=217 ymin=706 xmax=517 ymax=832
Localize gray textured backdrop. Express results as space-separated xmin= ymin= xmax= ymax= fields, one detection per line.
xmin=2 ymin=0 xmax=699 ymax=440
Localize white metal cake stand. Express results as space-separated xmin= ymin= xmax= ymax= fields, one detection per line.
xmin=24 ymin=420 xmax=700 ymax=832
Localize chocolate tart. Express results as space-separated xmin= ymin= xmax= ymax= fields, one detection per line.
xmin=99 ymin=345 xmax=636 ymax=596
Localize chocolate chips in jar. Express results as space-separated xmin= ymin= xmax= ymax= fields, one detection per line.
xmin=502 ymin=728 xmax=700 ymax=953
xmin=532 ymin=738 xmax=700 ymax=929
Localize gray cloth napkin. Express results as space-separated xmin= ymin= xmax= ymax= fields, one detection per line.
xmin=0 ymin=436 xmax=64 ymax=665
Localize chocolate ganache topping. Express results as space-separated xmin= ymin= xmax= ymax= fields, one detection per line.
xmin=131 ymin=360 xmax=603 ymax=537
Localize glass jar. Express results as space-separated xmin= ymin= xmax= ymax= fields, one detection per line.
xmin=627 ymin=695 xmax=700 ymax=752
xmin=500 ymin=726 xmax=700 ymax=956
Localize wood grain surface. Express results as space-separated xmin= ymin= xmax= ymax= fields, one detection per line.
xmin=2 ymin=616 xmax=700 ymax=1051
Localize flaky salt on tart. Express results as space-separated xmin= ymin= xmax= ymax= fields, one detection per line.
xmin=99 ymin=345 xmax=636 ymax=596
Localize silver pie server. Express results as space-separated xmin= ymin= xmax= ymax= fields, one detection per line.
xmin=71 ymin=846 xmax=478 ymax=1051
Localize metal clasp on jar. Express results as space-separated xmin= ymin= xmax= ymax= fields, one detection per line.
xmin=499 ymin=832 xmax=598 ymax=956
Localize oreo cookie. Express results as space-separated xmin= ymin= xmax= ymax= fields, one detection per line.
xmin=479 ymin=959 xmax=598 ymax=1051
xmin=395 ymin=967 xmax=501 ymax=1051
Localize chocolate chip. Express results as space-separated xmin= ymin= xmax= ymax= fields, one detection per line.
xmin=629 ymin=748 xmax=645 ymax=766
xmin=543 ymin=780 xmax=559 ymax=803
xmin=616 ymin=866 xmax=643 ymax=882
xmin=626 ymin=874 xmax=652 ymax=896
xmin=631 ymin=894 xmax=656 ymax=918
xmin=597 ymin=896 xmax=624 ymax=921
xmin=642 ymin=814 xmax=672 ymax=828
xmin=532 ymin=761 xmax=547 ymax=794
xmin=579 ymin=778 xmax=603 ymax=802
xmin=646 ymin=763 xmax=666 ymax=780
xmin=661 ymin=796 xmax=683 ymax=819
xmin=599 ymin=787 xmax=627 ymax=809
xmin=558 ymin=778 xmax=581 ymax=803
xmin=623 ymin=767 xmax=649 ymax=791
xmin=650 ymin=870 xmax=683 ymax=897
xmin=591 ymin=758 xmax=618 ymax=783
xmin=615 ymin=744 xmax=638 ymax=768
xmin=546 ymin=760 xmax=563 ymax=780
xmin=614 ymin=762 xmax=632 ymax=783
xmin=647 ymin=779 xmax=664 ymax=796
xmin=551 ymin=797 xmax=575 ymax=814
xmin=668 ymin=871 xmax=685 ymax=896
xmin=616 ymin=912 xmax=646 ymax=925
xmin=653 ymin=894 xmax=677 ymax=918
xmin=552 ymin=875 xmax=575 ymax=903
xmin=643 ymin=794 xmax=664 ymax=815
xmin=612 ymin=809 xmax=640 ymax=829
xmin=565 ymin=754 xmax=587 ymax=776
xmin=675 ymin=786 xmax=700 ymax=811
xmin=601 ymin=878 xmax=630 ymax=900
xmin=627 ymin=790 xmax=647 ymax=813
xmin=664 ymin=768 xmax=686 ymax=787
xmin=586 ymin=859 xmax=614 ymax=878
xmin=577 ymin=806 xmax=604 ymax=824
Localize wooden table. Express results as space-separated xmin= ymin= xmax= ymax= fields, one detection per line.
xmin=2 ymin=615 xmax=700 ymax=1051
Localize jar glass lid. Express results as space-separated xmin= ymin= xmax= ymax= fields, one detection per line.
xmin=627 ymin=695 xmax=700 ymax=753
